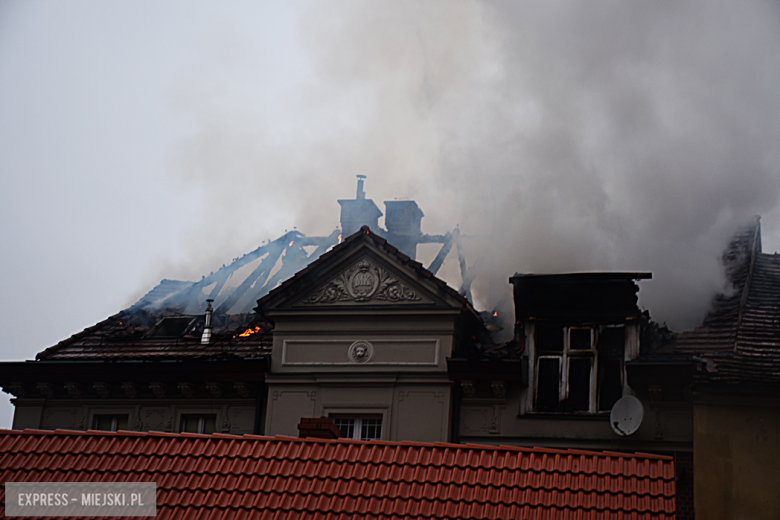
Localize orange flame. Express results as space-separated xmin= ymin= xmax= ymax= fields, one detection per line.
xmin=288 ymin=241 xmax=294 ymax=247
xmin=493 ymin=312 xmax=498 ymax=317
xmin=338 ymin=234 xmax=342 ymax=244
xmin=237 ymin=326 xmax=262 ymax=337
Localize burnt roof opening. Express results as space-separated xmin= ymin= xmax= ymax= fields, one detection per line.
xmin=146 ymin=317 xmax=195 ymax=338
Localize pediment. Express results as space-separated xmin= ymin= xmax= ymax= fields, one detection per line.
xmin=294 ymin=256 xmax=435 ymax=307
xmin=254 ymin=227 xmax=475 ymax=313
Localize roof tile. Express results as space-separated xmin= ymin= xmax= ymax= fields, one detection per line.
xmin=0 ymin=430 xmax=675 ymax=519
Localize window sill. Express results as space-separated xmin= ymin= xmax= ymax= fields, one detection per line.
xmin=517 ymin=412 xmax=611 ymax=420
xmin=462 ymin=397 xmax=507 ymax=405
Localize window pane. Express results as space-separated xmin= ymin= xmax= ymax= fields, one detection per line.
xmin=360 ymin=419 xmax=382 ymax=441
xmin=568 ymin=358 xmax=591 ymax=411
xmin=570 ymin=329 xmax=592 ymax=350
xmin=181 ymin=416 xmax=200 ymax=433
xmin=536 ymin=325 xmax=563 ymax=353
xmin=94 ymin=415 xmax=114 ymax=431
xmin=597 ymin=327 xmax=625 ymax=357
xmin=181 ymin=414 xmax=216 ymax=434
xmin=598 ymin=357 xmax=623 ymax=411
xmin=93 ymin=415 xmax=128 ymax=432
xmin=536 ymin=358 xmax=560 ymax=411
xmin=202 ymin=415 xmax=216 ymax=435
xmin=333 ymin=418 xmax=355 ymax=439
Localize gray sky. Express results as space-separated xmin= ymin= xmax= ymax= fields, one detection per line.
xmin=2 ymin=1 xmax=780 ymax=428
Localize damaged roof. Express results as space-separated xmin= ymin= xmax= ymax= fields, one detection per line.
xmin=35 ymin=310 xmax=271 ymax=361
xmin=130 ymin=230 xmax=340 ymax=316
xmin=33 ymin=226 xmax=479 ymax=362
xmin=659 ymin=218 xmax=780 ymax=390
xmin=0 ymin=429 xmax=677 ymax=520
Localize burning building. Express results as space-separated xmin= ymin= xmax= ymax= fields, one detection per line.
xmin=1 ymin=179 xmax=779 ymax=519
xmin=0 ymin=177 xmax=483 ymax=441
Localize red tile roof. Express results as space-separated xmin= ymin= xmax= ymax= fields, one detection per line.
xmin=0 ymin=429 xmax=676 ymax=519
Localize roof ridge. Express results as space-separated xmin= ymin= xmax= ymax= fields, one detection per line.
xmin=734 ymin=218 xmax=762 ymax=352
xmin=0 ymin=429 xmax=672 ymax=460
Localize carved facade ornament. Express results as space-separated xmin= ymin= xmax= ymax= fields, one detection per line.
xmin=4 ymin=383 xmax=26 ymax=398
xmin=489 ymin=406 xmax=501 ymax=434
xmin=222 ymin=405 xmax=231 ymax=433
xmin=122 ymin=382 xmax=137 ymax=399
xmin=301 ymin=258 xmax=422 ymax=305
xmin=491 ymin=381 xmax=507 ymax=399
xmin=347 ymin=341 xmax=374 ymax=364
xmin=149 ymin=383 xmax=165 ymax=399
xmin=64 ymin=382 xmax=81 ymax=399
xmin=234 ymin=382 xmax=250 ymax=398
xmin=461 ymin=381 xmax=476 ymax=398
xmin=37 ymin=383 xmax=54 ymax=399
xmin=143 ymin=407 xmax=168 ymax=431
xmin=93 ymin=382 xmax=109 ymax=399
xmin=206 ymin=382 xmax=222 ymax=398
xmin=648 ymin=384 xmax=663 ymax=402
xmin=177 ymin=382 xmax=194 ymax=399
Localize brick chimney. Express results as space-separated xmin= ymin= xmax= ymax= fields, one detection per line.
xmin=297 ymin=417 xmax=341 ymax=440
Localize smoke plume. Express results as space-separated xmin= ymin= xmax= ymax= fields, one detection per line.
xmin=165 ymin=0 xmax=780 ymax=331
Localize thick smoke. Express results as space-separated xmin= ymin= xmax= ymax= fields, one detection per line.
xmin=165 ymin=0 xmax=780 ymax=331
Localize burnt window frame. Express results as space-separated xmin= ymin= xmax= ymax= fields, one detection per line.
xmin=531 ymin=324 xmax=625 ymax=414
xmin=145 ymin=317 xmax=196 ymax=338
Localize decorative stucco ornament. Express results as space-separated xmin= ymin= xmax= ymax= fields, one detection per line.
xmin=302 ymin=258 xmax=422 ymax=304
xmin=348 ymin=341 xmax=374 ymax=364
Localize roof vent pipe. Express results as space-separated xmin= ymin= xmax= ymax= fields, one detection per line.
xmin=201 ymin=299 xmax=214 ymax=345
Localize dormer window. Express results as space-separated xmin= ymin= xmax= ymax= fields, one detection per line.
xmin=533 ymin=324 xmax=625 ymax=413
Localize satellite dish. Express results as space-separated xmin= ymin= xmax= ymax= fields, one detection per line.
xmin=610 ymin=396 xmax=644 ymax=436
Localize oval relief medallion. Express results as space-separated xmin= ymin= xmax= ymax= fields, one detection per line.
xmin=347 ymin=261 xmax=379 ymax=301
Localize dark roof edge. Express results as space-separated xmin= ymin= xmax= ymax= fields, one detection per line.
xmin=733 ymin=218 xmax=762 ymax=351
xmin=694 ymin=380 xmax=780 ymax=399
xmin=0 ymin=356 xmax=270 ymax=384
xmin=627 ymin=356 xmax=694 ymax=366
xmin=510 ymin=272 xmax=652 ymax=281
xmin=0 ymin=429 xmax=674 ymax=460
xmin=35 ymin=312 xmax=124 ymax=360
